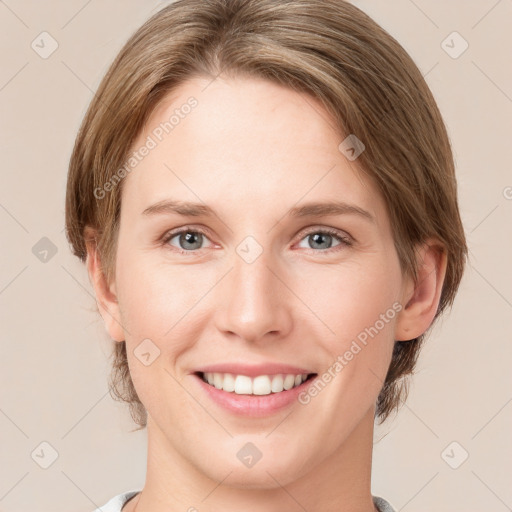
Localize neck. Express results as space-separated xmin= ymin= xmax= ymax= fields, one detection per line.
xmin=131 ymin=407 xmax=377 ymax=512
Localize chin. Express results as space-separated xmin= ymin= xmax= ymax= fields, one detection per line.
xmin=196 ymin=448 xmax=310 ymax=490
xmin=216 ymin=466 xmax=299 ymax=490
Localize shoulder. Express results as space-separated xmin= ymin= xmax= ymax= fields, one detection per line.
xmin=91 ymin=490 xmax=141 ymax=512
xmin=373 ymin=495 xmax=397 ymax=512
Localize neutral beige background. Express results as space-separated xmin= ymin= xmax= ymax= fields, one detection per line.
xmin=0 ymin=1 xmax=511 ymax=511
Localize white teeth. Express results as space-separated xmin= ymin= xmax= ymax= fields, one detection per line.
xmin=201 ymin=372 xmax=310 ymax=395
xmin=213 ymin=373 xmax=223 ymax=389
xmin=234 ymin=375 xmax=252 ymax=394
xmin=283 ymin=374 xmax=295 ymax=390
xmin=270 ymin=374 xmax=284 ymax=393
xmin=222 ymin=373 xmax=236 ymax=392
xmin=252 ymin=375 xmax=272 ymax=395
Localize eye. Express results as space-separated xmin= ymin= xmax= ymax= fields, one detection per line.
xmin=161 ymin=226 xmax=353 ymax=255
xmin=161 ymin=227 xmax=213 ymax=254
xmin=296 ymin=227 xmax=352 ymax=252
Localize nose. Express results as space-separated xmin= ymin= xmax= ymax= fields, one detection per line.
xmin=213 ymin=246 xmax=293 ymax=345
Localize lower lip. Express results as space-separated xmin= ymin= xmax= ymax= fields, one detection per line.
xmin=193 ymin=373 xmax=318 ymax=417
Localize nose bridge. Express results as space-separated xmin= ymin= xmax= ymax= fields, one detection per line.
xmin=214 ymin=240 xmax=290 ymax=342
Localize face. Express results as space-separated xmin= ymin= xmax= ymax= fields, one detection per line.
xmin=100 ymin=75 xmax=415 ymax=488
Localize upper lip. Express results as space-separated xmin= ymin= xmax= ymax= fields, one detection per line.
xmin=193 ymin=363 xmax=316 ymax=378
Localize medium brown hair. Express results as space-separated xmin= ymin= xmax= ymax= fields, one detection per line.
xmin=65 ymin=0 xmax=468 ymax=429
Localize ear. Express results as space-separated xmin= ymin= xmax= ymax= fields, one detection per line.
xmin=394 ymin=238 xmax=448 ymax=342
xmin=84 ymin=226 xmax=125 ymax=342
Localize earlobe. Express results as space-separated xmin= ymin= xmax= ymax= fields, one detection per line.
xmin=394 ymin=239 xmax=448 ymax=342
xmin=84 ymin=227 xmax=125 ymax=342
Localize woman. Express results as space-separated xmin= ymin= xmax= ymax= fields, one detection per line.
xmin=65 ymin=1 xmax=467 ymax=510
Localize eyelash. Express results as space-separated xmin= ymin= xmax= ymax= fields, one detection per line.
xmin=160 ymin=225 xmax=353 ymax=255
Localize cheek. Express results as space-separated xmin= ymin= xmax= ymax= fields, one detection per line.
xmin=115 ymin=255 xmax=205 ymax=414
xmin=116 ymin=248 xmax=206 ymax=337
xmin=114 ymin=253 xmax=219 ymax=408
xmin=295 ymin=257 xmax=401 ymax=398
xmin=294 ymin=255 xmax=402 ymax=343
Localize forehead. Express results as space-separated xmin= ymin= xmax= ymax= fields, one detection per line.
xmin=121 ymin=75 xmax=384 ymax=222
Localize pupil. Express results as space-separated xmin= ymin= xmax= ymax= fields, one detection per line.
xmin=181 ymin=232 xmax=202 ymax=250
xmin=310 ymin=233 xmax=331 ymax=249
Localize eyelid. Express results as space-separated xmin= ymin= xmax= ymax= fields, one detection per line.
xmin=298 ymin=225 xmax=353 ymax=244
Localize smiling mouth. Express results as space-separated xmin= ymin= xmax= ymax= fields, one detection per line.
xmin=195 ymin=371 xmax=317 ymax=395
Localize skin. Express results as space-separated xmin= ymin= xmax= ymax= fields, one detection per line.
xmin=86 ymin=75 xmax=447 ymax=512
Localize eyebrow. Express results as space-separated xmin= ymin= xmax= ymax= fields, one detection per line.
xmin=141 ymin=199 xmax=374 ymax=223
